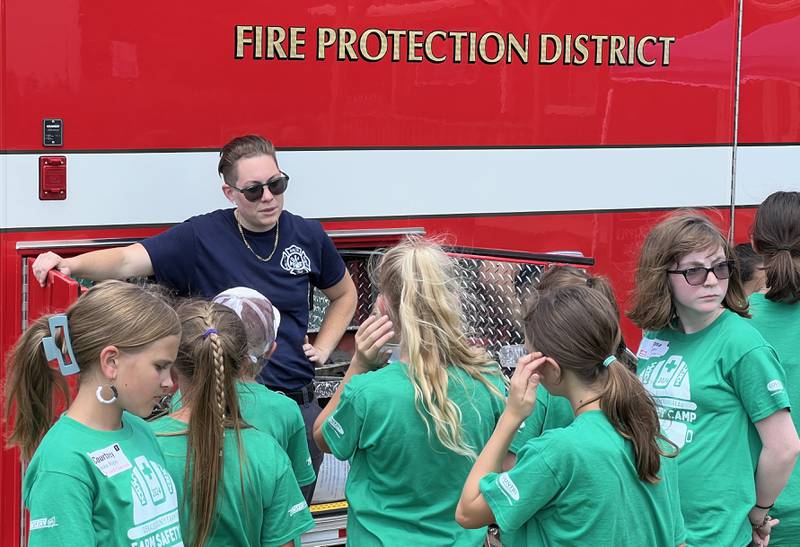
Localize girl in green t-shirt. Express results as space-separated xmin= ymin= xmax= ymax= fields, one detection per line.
xmin=506 ymin=266 xmax=636 ymax=460
xmin=5 ymin=280 xmax=185 ymax=546
xmin=150 ymin=299 xmax=314 ymax=547
xmin=628 ymin=211 xmax=800 ymax=547
xmin=213 ymin=286 xmax=316 ymax=489
xmin=313 ymin=237 xmax=507 ymax=546
xmin=458 ymin=285 xmax=686 ymax=547
xmin=749 ymin=191 xmax=800 ymax=547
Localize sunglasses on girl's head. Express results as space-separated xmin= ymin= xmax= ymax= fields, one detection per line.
xmin=667 ymin=260 xmax=735 ymax=286
xmin=232 ymin=171 xmax=290 ymax=202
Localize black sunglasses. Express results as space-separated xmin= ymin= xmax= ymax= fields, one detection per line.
xmin=232 ymin=171 xmax=289 ymax=202
xmin=667 ymin=260 xmax=735 ymax=286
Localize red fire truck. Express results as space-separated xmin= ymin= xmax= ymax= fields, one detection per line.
xmin=2 ymin=0 xmax=798 ymax=545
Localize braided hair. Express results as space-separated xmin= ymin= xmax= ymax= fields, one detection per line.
xmin=170 ymin=300 xmax=248 ymax=547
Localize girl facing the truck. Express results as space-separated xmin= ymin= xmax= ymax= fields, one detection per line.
xmin=457 ymin=285 xmax=686 ymax=546
xmin=505 ymin=266 xmax=634 ymax=464
xmin=149 ymin=299 xmax=314 ymax=547
xmin=748 ymin=191 xmax=800 ymax=547
xmin=313 ymin=236 xmax=507 ymax=546
xmin=628 ymin=210 xmax=799 ymax=547
xmin=5 ymin=280 xmax=184 ymax=546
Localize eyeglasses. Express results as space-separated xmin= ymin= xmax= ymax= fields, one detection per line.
xmin=231 ymin=172 xmax=289 ymax=202
xmin=667 ymin=260 xmax=735 ymax=286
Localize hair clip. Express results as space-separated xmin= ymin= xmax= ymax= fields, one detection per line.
xmin=41 ymin=314 xmax=80 ymax=376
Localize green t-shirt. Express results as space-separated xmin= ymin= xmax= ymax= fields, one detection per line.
xmin=24 ymin=413 xmax=183 ymax=547
xmin=237 ymin=381 xmax=316 ymax=487
xmin=149 ymin=416 xmax=314 ymax=547
xmin=637 ymin=309 xmax=790 ymax=547
xmin=509 ymin=385 xmax=574 ymax=454
xmin=171 ymin=382 xmax=315 ymax=487
xmin=481 ymin=411 xmax=685 ymax=547
xmin=322 ymin=361 xmax=506 ymax=547
xmin=749 ymin=292 xmax=800 ymax=547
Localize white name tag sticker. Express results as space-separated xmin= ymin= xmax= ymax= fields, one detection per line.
xmin=87 ymin=443 xmax=132 ymax=478
xmin=636 ymin=339 xmax=653 ymax=359
xmin=648 ymin=339 xmax=670 ymax=358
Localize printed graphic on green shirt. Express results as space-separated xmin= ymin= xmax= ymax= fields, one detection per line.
xmin=128 ymin=456 xmax=181 ymax=546
xmin=639 ymin=351 xmax=696 ymax=449
xmin=24 ymin=414 xmax=184 ymax=547
xmin=636 ymin=311 xmax=790 ymax=547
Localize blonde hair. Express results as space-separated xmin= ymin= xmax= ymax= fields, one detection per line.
xmin=4 ymin=280 xmax=180 ymax=460
xmin=628 ymin=210 xmax=749 ymax=330
xmin=376 ymin=237 xmax=505 ymax=459
xmin=167 ymin=299 xmax=249 ymax=547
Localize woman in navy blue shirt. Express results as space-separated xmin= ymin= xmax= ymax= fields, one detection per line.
xmin=32 ymin=135 xmax=358 ymax=499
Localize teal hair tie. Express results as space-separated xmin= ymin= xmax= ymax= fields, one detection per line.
xmin=602 ymin=355 xmax=616 ymax=367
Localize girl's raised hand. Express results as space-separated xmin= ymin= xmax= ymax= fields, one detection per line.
xmin=352 ymin=314 xmax=395 ymax=371
xmin=504 ymin=352 xmax=548 ymax=423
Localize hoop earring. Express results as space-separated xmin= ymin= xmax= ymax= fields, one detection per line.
xmin=96 ymin=384 xmax=118 ymax=404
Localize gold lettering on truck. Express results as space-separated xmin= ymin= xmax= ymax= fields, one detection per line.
xmin=234 ymin=25 xmax=676 ymax=68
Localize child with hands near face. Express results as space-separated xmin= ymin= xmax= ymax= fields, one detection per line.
xmin=457 ymin=285 xmax=686 ymax=547
xmin=313 ymin=237 xmax=507 ymax=547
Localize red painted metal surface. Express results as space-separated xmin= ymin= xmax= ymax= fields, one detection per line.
xmin=2 ymin=0 xmax=799 ymax=544
xmin=3 ymin=0 xmax=738 ymax=151
xmin=739 ymin=1 xmax=800 ymax=143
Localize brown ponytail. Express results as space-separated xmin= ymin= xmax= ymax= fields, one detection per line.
xmin=536 ymin=266 xmax=636 ymax=371
xmin=4 ymin=317 xmax=70 ymax=461
xmin=523 ymin=285 xmax=675 ymax=483
xmin=4 ymin=280 xmax=180 ymax=461
xmin=170 ymin=300 xmax=248 ymax=547
xmin=752 ymin=191 xmax=800 ymax=304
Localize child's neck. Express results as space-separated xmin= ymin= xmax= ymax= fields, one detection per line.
xmin=560 ymin=374 xmax=603 ymax=416
xmin=676 ymin=306 xmax=724 ymax=334
xmin=66 ymin=384 xmax=124 ymax=431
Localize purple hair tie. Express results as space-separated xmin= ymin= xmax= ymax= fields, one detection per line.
xmin=202 ymin=328 xmax=218 ymax=339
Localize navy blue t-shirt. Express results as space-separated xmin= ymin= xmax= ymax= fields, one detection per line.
xmin=141 ymin=209 xmax=346 ymax=390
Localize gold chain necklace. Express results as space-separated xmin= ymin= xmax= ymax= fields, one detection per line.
xmin=235 ymin=212 xmax=280 ymax=262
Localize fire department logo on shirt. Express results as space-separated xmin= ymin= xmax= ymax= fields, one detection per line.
xmin=281 ymin=245 xmax=312 ymax=275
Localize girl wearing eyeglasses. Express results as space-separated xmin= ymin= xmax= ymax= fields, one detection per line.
xmin=628 ymin=211 xmax=800 ymax=547
xmin=748 ymin=191 xmax=800 ymax=547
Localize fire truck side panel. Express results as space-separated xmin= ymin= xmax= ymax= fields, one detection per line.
xmin=3 ymin=1 xmax=737 ymax=150
xmin=3 ymin=0 xmax=800 ymax=545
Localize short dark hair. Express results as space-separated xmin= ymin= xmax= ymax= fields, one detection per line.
xmin=217 ymin=135 xmax=277 ymax=185
xmin=733 ymin=243 xmax=762 ymax=284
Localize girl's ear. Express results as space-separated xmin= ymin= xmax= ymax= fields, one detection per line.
xmin=98 ymin=345 xmax=120 ymax=381
xmin=265 ymin=341 xmax=277 ymax=359
xmin=750 ymin=235 xmax=760 ymax=254
xmin=541 ymin=356 xmax=562 ymax=384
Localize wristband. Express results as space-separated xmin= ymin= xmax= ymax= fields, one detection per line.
xmin=754 ymin=502 xmax=774 ymax=510
xmin=751 ymin=513 xmax=770 ymax=530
